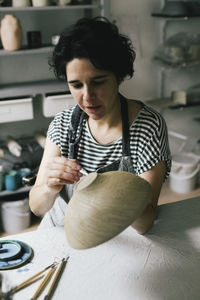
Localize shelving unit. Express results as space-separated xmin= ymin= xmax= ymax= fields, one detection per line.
xmin=0 ymin=1 xmax=110 ymax=201
xmin=0 ymin=1 xmax=110 ymax=97
xmin=0 ymin=0 xmax=110 ymax=98
xmin=0 ymin=186 xmax=31 ymax=201
xmin=152 ymin=15 xmax=200 ymax=99
xmin=0 ymin=80 xmax=68 ymax=98
xmin=0 ymin=46 xmax=52 ymax=56
xmin=0 ymin=4 xmax=101 ymax=12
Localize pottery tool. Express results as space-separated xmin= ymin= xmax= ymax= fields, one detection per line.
xmin=68 ymin=158 xmax=88 ymax=176
xmin=9 ymin=262 xmax=57 ymax=295
xmin=30 ymin=264 xmax=56 ymax=300
xmin=44 ymin=256 xmax=69 ymax=300
xmin=80 ymin=168 xmax=88 ymax=176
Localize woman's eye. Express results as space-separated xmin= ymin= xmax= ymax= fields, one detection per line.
xmin=70 ymin=80 xmax=105 ymax=89
xmin=93 ymin=80 xmax=105 ymax=85
xmin=72 ymin=83 xmax=82 ymax=89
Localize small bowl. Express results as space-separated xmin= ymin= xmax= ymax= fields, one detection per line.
xmin=152 ymin=2 xmax=188 ymax=18
xmin=0 ymin=240 xmax=22 ymax=261
xmin=51 ymin=35 xmax=60 ymax=46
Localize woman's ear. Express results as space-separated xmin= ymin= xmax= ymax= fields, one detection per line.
xmin=117 ymin=77 xmax=123 ymax=85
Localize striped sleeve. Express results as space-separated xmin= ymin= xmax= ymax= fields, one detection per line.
xmin=47 ymin=107 xmax=75 ymax=156
xmin=135 ymin=107 xmax=171 ymax=179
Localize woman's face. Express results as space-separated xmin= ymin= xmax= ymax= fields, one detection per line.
xmin=66 ymin=58 xmax=120 ymax=120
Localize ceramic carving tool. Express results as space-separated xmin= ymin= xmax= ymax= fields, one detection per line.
xmin=10 ymin=262 xmax=56 ymax=295
xmin=80 ymin=168 xmax=88 ymax=176
xmin=30 ymin=264 xmax=56 ymax=300
xmin=44 ymin=256 xmax=69 ymax=300
xmin=68 ymin=157 xmax=88 ymax=176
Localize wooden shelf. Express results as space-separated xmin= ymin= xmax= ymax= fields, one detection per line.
xmin=0 ymin=4 xmax=100 ymax=12
xmin=0 ymin=46 xmax=53 ymax=56
xmin=151 ymin=16 xmax=200 ymax=21
xmin=0 ymin=186 xmax=31 ymax=202
xmin=0 ymin=80 xmax=68 ymax=98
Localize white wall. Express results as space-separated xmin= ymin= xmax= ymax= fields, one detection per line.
xmin=110 ymin=0 xmax=163 ymax=101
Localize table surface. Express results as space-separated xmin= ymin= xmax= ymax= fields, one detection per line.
xmin=1 ymin=196 xmax=200 ymax=300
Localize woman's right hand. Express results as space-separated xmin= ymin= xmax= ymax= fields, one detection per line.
xmin=30 ymin=138 xmax=83 ymax=216
xmin=44 ymin=156 xmax=82 ymax=194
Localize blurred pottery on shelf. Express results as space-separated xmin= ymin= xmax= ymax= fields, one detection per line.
xmin=58 ymin=0 xmax=71 ymax=5
xmin=188 ymin=44 xmax=200 ymax=61
xmin=171 ymin=90 xmax=187 ymax=105
xmin=12 ymin=0 xmax=31 ymax=7
xmin=74 ymin=0 xmax=92 ymax=4
xmin=27 ymin=31 xmax=42 ymax=48
xmin=5 ymin=170 xmax=20 ymax=191
xmin=0 ymin=14 xmax=22 ymax=51
xmin=152 ymin=1 xmax=200 ymax=18
xmin=51 ymin=35 xmax=60 ymax=45
xmin=32 ymin=0 xmax=49 ymax=6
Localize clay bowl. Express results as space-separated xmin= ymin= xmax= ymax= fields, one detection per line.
xmin=64 ymin=171 xmax=152 ymax=249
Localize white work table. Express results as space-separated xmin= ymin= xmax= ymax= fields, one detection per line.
xmin=1 ymin=196 xmax=200 ymax=300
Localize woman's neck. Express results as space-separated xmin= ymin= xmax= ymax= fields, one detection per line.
xmin=88 ymin=96 xmax=122 ymax=144
xmin=90 ymin=95 xmax=121 ymax=127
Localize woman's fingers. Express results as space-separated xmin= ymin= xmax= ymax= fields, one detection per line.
xmin=52 ymin=156 xmax=81 ymax=170
xmin=45 ymin=156 xmax=82 ymax=188
xmin=47 ymin=169 xmax=81 ymax=182
xmin=46 ymin=177 xmax=74 ymax=188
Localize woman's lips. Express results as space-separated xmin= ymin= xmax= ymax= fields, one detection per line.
xmin=85 ymin=105 xmax=102 ymax=113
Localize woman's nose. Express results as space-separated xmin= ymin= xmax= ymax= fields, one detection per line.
xmin=83 ymin=86 xmax=94 ymax=102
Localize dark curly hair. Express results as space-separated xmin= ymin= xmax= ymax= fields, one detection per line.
xmin=49 ymin=17 xmax=136 ymax=82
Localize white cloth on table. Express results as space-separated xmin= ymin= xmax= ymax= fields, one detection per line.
xmin=37 ymin=196 xmax=67 ymax=229
xmin=1 ymin=196 xmax=200 ymax=300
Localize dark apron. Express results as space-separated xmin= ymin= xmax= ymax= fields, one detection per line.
xmin=39 ymin=94 xmax=135 ymax=228
xmin=61 ymin=94 xmax=135 ymax=200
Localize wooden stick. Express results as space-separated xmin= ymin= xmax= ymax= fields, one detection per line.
xmin=11 ymin=262 xmax=55 ymax=294
xmin=43 ymin=257 xmax=69 ymax=300
xmin=30 ymin=265 xmax=56 ymax=300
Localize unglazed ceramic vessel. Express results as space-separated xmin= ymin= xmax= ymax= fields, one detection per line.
xmin=32 ymin=0 xmax=49 ymax=6
xmin=58 ymin=0 xmax=71 ymax=5
xmin=0 ymin=14 xmax=22 ymax=51
xmin=64 ymin=171 xmax=152 ymax=249
xmin=12 ymin=0 xmax=31 ymax=7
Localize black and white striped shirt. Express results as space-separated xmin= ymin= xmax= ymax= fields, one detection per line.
xmin=48 ymin=101 xmax=171 ymax=179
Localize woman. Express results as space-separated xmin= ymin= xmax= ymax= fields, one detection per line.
xmin=29 ymin=17 xmax=171 ymax=234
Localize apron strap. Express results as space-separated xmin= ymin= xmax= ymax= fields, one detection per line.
xmin=68 ymin=105 xmax=87 ymax=159
xmin=120 ymin=94 xmax=131 ymax=157
xmin=68 ymin=94 xmax=130 ymax=159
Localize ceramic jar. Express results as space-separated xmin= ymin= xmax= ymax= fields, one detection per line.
xmin=58 ymin=0 xmax=71 ymax=5
xmin=27 ymin=31 xmax=42 ymax=48
xmin=12 ymin=0 xmax=31 ymax=7
xmin=0 ymin=14 xmax=22 ymax=51
xmin=0 ymin=166 xmax=4 ymax=191
xmin=32 ymin=0 xmax=49 ymax=6
xmin=5 ymin=170 xmax=21 ymax=191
